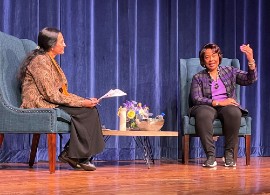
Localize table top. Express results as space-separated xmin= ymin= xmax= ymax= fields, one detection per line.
xmin=102 ymin=129 xmax=178 ymax=136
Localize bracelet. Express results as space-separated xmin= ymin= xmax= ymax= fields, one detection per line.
xmin=248 ymin=59 xmax=255 ymax=66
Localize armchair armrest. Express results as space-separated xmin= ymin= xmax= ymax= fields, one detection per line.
xmin=0 ymin=101 xmax=70 ymax=133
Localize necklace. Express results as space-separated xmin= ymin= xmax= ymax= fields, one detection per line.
xmin=209 ymin=68 xmax=220 ymax=89
xmin=214 ymin=82 xmax=219 ymax=89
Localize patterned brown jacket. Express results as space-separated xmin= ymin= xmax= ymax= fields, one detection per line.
xmin=20 ymin=54 xmax=85 ymax=108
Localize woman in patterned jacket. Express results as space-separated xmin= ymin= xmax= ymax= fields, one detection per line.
xmin=189 ymin=43 xmax=257 ymax=168
xmin=19 ymin=27 xmax=105 ymax=171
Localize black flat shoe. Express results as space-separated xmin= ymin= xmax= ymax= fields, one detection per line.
xmin=58 ymin=150 xmax=80 ymax=169
xmin=78 ymin=161 xmax=96 ymax=171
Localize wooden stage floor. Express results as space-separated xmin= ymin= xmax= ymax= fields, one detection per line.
xmin=1 ymin=157 xmax=270 ymax=195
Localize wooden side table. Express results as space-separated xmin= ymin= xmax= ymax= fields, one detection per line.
xmin=102 ymin=129 xmax=179 ymax=168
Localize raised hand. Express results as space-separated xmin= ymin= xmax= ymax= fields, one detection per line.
xmin=240 ymin=44 xmax=254 ymax=63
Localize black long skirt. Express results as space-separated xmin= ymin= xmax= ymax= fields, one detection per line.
xmin=58 ymin=106 xmax=105 ymax=159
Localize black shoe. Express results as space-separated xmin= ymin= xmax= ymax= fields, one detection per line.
xmin=224 ymin=149 xmax=236 ymax=167
xmin=58 ymin=150 xmax=80 ymax=169
xmin=78 ymin=160 xmax=96 ymax=171
xmin=202 ymin=156 xmax=217 ymax=167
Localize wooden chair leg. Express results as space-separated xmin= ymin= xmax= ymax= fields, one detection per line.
xmin=47 ymin=134 xmax=56 ymax=174
xmin=0 ymin=134 xmax=4 ymax=147
xmin=178 ymin=133 xmax=181 ymax=161
xmin=29 ymin=134 xmax=40 ymax=167
xmin=182 ymin=135 xmax=190 ymax=164
xmin=245 ymin=135 xmax=251 ymax=165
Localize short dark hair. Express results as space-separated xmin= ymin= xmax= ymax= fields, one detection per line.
xmin=199 ymin=43 xmax=223 ymax=67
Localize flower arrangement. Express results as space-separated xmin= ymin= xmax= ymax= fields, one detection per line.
xmin=118 ymin=100 xmax=165 ymax=130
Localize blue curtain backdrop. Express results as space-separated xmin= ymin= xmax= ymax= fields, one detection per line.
xmin=0 ymin=0 xmax=269 ymax=162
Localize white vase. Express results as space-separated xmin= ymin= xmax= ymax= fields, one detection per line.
xmin=118 ymin=107 xmax=127 ymax=131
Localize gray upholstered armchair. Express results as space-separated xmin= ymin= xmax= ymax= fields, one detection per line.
xmin=179 ymin=58 xmax=251 ymax=165
xmin=0 ymin=31 xmax=71 ymax=173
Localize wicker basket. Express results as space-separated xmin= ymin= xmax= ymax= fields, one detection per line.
xmin=135 ymin=118 xmax=164 ymax=131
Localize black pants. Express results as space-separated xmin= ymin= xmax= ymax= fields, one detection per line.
xmin=58 ymin=106 xmax=105 ymax=159
xmin=190 ymin=105 xmax=242 ymax=157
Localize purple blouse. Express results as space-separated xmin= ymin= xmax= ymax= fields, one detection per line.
xmin=211 ymin=78 xmax=227 ymax=100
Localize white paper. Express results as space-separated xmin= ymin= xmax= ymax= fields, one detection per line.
xmin=98 ymin=89 xmax=127 ymax=101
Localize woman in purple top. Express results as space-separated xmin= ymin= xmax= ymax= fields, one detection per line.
xmin=189 ymin=43 xmax=257 ymax=168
